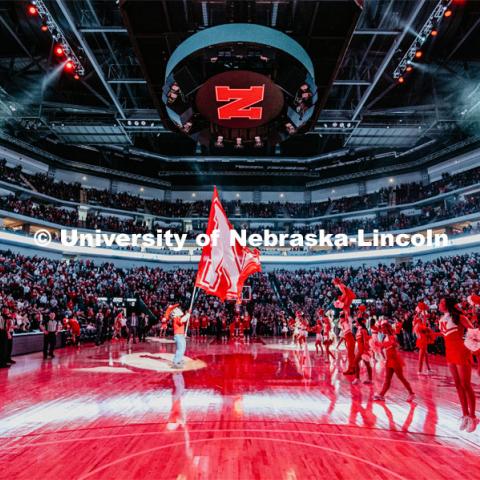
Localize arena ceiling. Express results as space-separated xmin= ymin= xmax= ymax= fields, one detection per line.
xmin=0 ymin=0 xmax=480 ymax=187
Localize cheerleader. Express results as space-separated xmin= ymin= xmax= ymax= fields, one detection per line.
xmin=298 ymin=314 xmax=309 ymax=348
xmin=159 ymin=314 xmax=169 ymax=337
xmin=352 ymin=316 xmax=372 ymax=385
xmin=438 ymin=297 xmax=477 ymax=432
xmin=413 ymin=301 xmax=434 ymax=375
xmin=467 ymin=294 xmax=480 ymax=376
xmin=339 ymin=311 xmax=356 ymax=374
xmin=113 ymin=311 xmax=126 ymax=340
xmin=373 ymin=322 xmax=415 ymax=402
xmin=332 ymin=278 xmax=356 ymax=373
xmin=67 ymin=315 xmax=81 ymax=347
xmin=281 ymin=320 xmax=289 ymax=339
xmin=291 ymin=311 xmax=304 ymax=347
xmin=369 ymin=317 xmax=384 ymax=363
xmin=314 ymin=311 xmax=324 ymax=355
xmin=323 ymin=314 xmax=335 ymax=361
xmin=332 ymin=278 xmax=356 ymax=313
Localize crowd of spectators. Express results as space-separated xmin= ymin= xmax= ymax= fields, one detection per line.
xmin=3 ymin=160 xmax=480 ymax=220
xmin=0 ymin=160 xmax=24 ymax=186
xmin=0 ymin=250 xmax=282 ymax=337
xmin=271 ymin=253 xmax=480 ymax=350
xmin=2 ymin=249 xmax=480 ymax=358
xmin=2 ymin=191 xmax=480 ymax=253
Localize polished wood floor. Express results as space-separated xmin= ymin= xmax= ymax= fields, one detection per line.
xmin=1 ymin=337 xmax=480 ymax=480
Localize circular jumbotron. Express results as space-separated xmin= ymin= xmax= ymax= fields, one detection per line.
xmin=162 ymin=23 xmax=318 ymax=148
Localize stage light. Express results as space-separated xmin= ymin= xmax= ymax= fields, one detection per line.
xmin=74 ymin=73 xmax=80 ymax=80
xmin=64 ymin=60 xmax=74 ymax=71
xmin=444 ymin=9 xmax=452 ymax=17
xmin=54 ymin=45 xmax=64 ymax=56
xmin=415 ymin=50 xmax=423 ymax=59
xmin=431 ymin=29 xmax=438 ymax=36
xmin=41 ymin=22 xmax=49 ymax=32
xmin=406 ymin=65 xmax=413 ymax=72
xmin=398 ymin=76 xmax=405 ymax=84
xmin=27 ymin=4 xmax=38 ymax=16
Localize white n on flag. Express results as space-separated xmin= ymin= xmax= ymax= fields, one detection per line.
xmin=195 ymin=187 xmax=261 ymax=302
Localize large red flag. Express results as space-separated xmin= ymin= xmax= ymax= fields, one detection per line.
xmin=195 ymin=187 xmax=261 ymax=302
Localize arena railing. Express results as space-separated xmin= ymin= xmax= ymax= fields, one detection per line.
xmin=2 ymin=175 xmax=480 ymax=225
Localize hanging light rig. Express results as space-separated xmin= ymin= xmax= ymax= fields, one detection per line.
xmin=26 ymin=1 xmax=85 ymax=79
xmin=393 ymin=0 xmax=453 ymax=84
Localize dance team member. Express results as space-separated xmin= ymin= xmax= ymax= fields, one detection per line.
xmin=369 ymin=317 xmax=383 ymax=363
xmin=438 ymin=297 xmax=477 ymax=432
xmin=339 ymin=311 xmax=356 ymax=374
xmin=281 ymin=319 xmax=289 ymax=339
xmin=466 ymin=293 xmax=480 ymax=376
xmin=314 ymin=308 xmax=324 ymax=355
xmin=333 ymin=278 xmax=356 ymax=374
xmin=352 ymin=315 xmax=372 ymax=385
xmin=413 ymin=301 xmax=434 ymax=375
xmin=373 ymin=321 xmax=415 ymax=402
xmin=67 ymin=315 xmax=81 ymax=347
xmin=323 ymin=312 xmax=335 ymax=361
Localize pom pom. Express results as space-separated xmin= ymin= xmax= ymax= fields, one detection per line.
xmin=468 ymin=294 xmax=480 ymax=306
xmin=465 ymin=328 xmax=480 ymax=353
xmin=416 ymin=301 xmax=429 ymax=312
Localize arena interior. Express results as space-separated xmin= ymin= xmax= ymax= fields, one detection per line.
xmin=2 ymin=1 xmax=480 ymax=479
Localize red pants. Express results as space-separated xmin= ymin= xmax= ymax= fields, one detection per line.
xmin=345 ymin=332 xmax=356 ymax=372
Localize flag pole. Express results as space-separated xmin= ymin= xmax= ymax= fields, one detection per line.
xmin=184 ymin=285 xmax=197 ymax=336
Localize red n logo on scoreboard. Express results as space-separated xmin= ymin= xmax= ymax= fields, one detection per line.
xmin=215 ymin=85 xmax=265 ymax=120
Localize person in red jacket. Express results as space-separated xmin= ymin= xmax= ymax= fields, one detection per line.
xmin=374 ymin=321 xmax=415 ymax=403
xmin=339 ymin=311 xmax=356 ymax=374
xmin=413 ymin=301 xmax=436 ymax=375
xmin=352 ymin=316 xmax=372 ymax=385
xmin=165 ymin=304 xmax=191 ymax=369
xmin=67 ymin=315 xmax=81 ymax=347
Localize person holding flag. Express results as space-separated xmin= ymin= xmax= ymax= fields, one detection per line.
xmin=164 ymin=186 xmax=262 ymax=369
xmin=163 ymin=304 xmax=191 ymax=368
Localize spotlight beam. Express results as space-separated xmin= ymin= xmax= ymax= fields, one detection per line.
xmin=393 ymin=0 xmax=452 ymax=79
